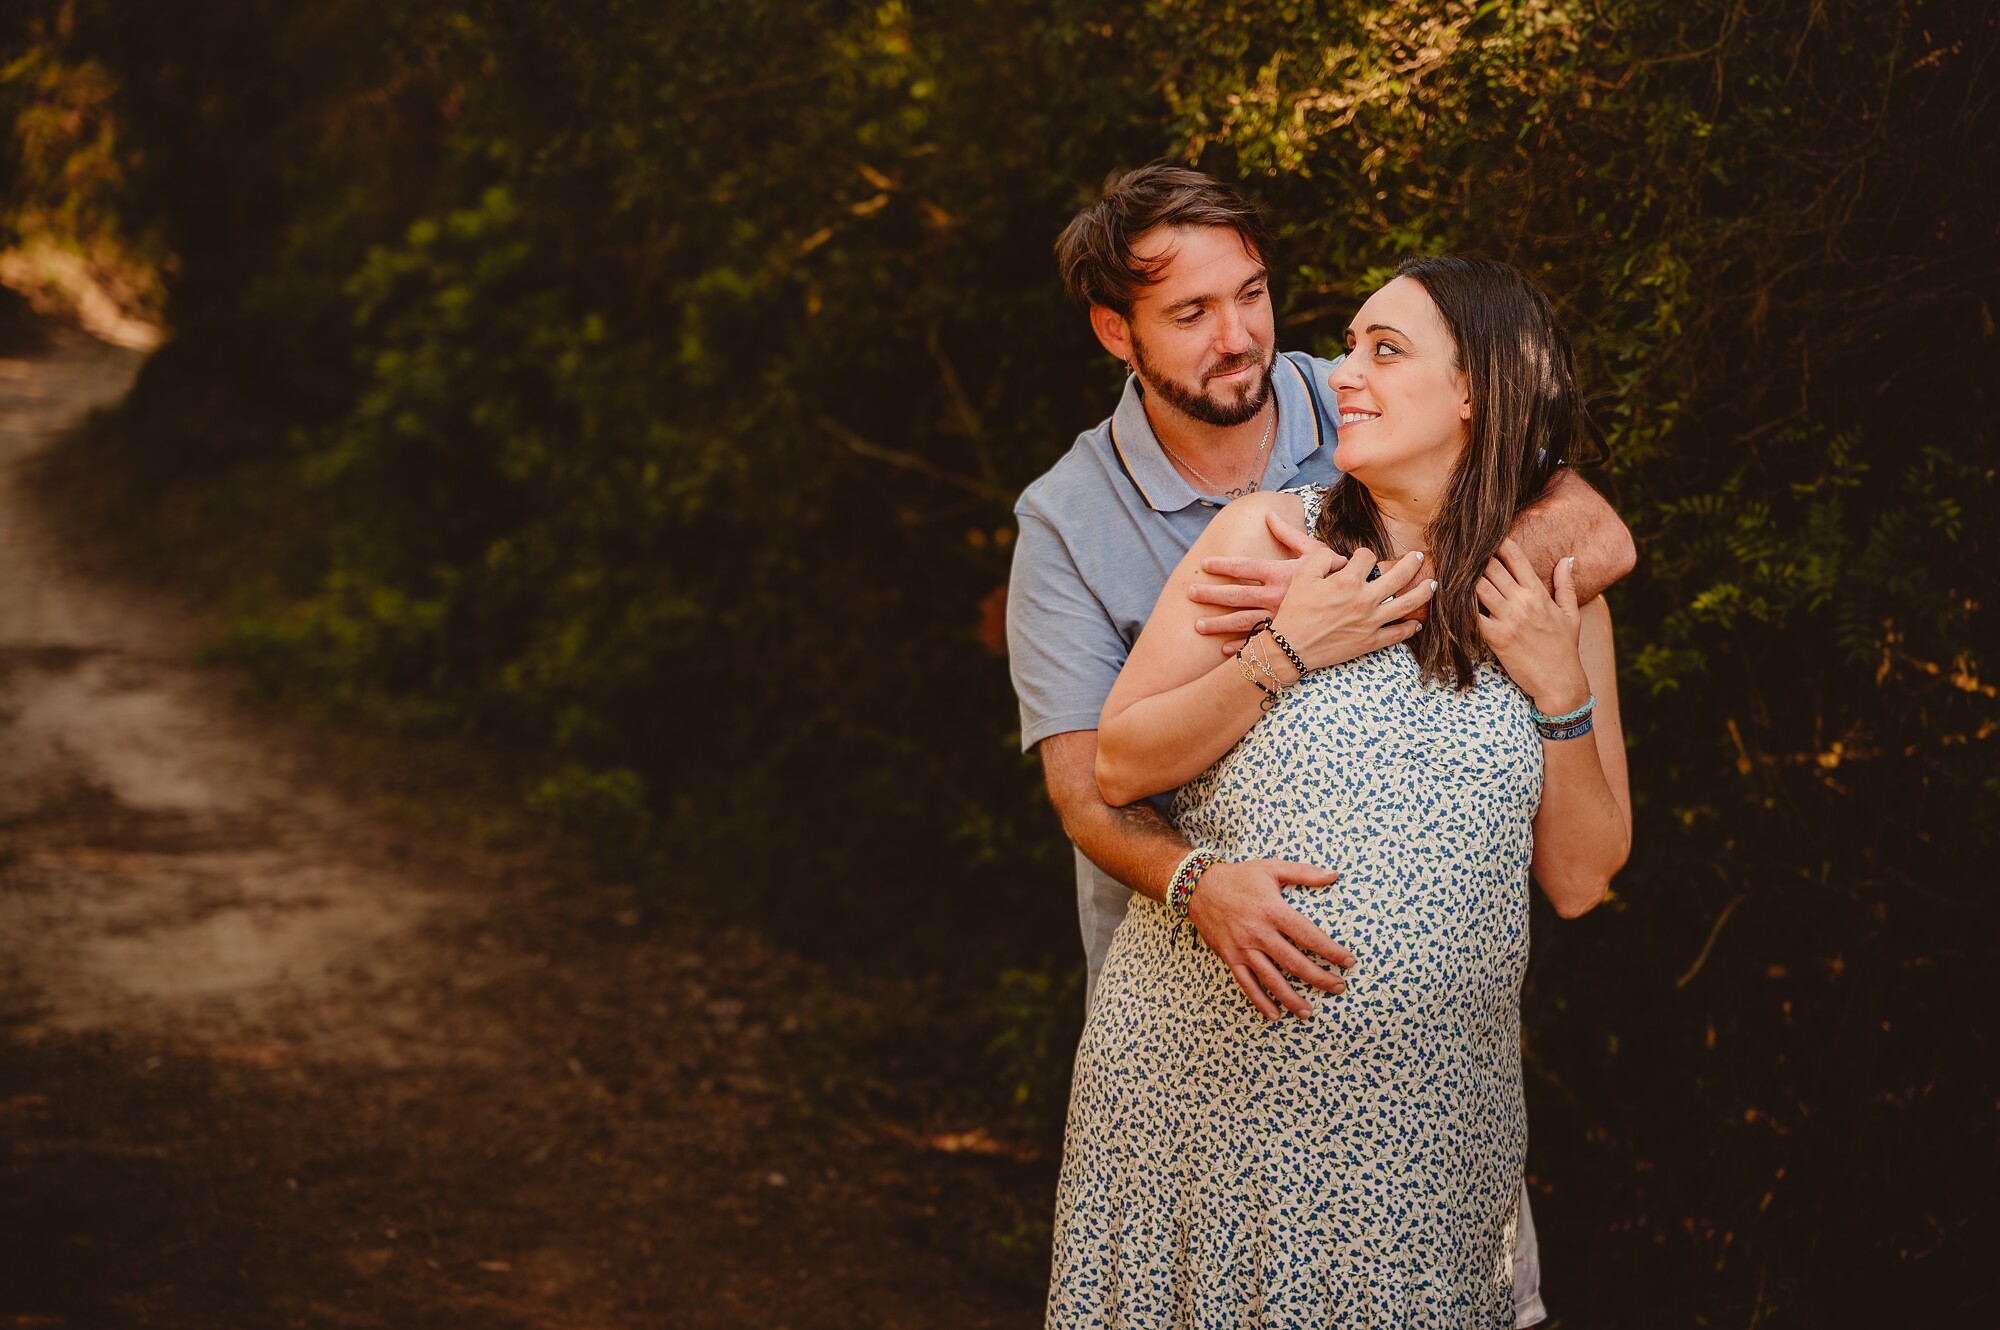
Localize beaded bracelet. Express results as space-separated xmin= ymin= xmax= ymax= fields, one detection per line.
xmin=1530 ymin=693 xmax=1595 ymax=727
xmin=1166 ymin=849 xmax=1221 ymax=918
xmin=1250 ymin=619 xmax=1309 ymax=678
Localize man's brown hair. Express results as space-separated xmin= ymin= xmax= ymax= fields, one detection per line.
xmin=1055 ymin=165 xmax=1274 ymax=317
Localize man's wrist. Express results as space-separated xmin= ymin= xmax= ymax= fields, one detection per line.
xmin=1166 ymin=849 xmax=1222 ymax=918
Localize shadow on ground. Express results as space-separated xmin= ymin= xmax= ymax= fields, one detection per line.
xmin=0 ymin=330 xmax=1050 ymax=1327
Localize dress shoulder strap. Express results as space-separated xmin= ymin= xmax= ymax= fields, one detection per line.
xmin=1285 ymin=483 xmax=1328 ymax=535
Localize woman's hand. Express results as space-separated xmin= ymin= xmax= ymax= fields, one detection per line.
xmin=1268 ymin=546 xmax=1435 ymax=673
xmin=1189 ymin=506 xmax=1343 ymax=647
xmin=1476 ymin=538 xmax=1590 ymax=713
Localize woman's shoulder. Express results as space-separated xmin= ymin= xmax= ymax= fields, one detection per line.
xmin=1196 ymin=488 xmax=1309 ymax=553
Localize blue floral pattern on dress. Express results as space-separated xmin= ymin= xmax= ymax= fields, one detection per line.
xmin=1048 ymin=487 xmax=1545 ymax=1329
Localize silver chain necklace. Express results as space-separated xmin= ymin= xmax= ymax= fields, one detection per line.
xmin=1160 ymin=397 xmax=1275 ymax=499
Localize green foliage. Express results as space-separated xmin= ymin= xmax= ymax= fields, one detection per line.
xmin=8 ymin=0 xmax=1996 ymax=1320
xmin=525 ymin=762 xmax=652 ymax=868
xmin=0 ymin=4 xmax=165 ymax=320
xmin=984 ymin=965 xmax=1086 ymax=1138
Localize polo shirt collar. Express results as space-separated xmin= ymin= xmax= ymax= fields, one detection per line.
xmin=1107 ymin=351 xmax=1329 ymax=513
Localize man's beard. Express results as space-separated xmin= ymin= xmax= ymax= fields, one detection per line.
xmin=1130 ymin=337 xmax=1275 ymax=427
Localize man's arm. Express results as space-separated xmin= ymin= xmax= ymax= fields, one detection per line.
xmin=1036 ymin=731 xmax=1189 ymax=904
xmin=1187 ymin=470 xmax=1635 ymax=638
xmin=1512 ymin=469 xmax=1636 ymax=603
xmin=1008 ymin=504 xmax=1355 ymax=1020
xmin=1037 ymin=729 xmax=1353 ymax=1021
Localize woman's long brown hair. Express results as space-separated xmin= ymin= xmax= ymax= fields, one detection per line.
xmin=1313 ymin=256 xmax=1604 ymax=688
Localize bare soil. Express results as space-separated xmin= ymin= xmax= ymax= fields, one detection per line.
xmin=0 ymin=331 xmax=1049 ymax=1328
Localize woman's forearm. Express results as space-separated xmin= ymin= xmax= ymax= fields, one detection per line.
xmin=1527 ymin=600 xmax=1631 ymax=914
xmin=1529 ymin=737 xmax=1631 ymax=915
xmin=1095 ymin=494 xmax=1321 ymax=805
xmin=1096 ymin=650 xmax=1277 ymax=806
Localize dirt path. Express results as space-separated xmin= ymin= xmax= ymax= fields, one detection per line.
xmin=0 ymin=332 xmax=1045 ymax=1328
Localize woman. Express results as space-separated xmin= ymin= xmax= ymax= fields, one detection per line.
xmin=1048 ymin=257 xmax=1632 ymax=1328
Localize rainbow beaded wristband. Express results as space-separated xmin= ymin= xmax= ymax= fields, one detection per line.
xmin=1166 ymin=849 xmax=1221 ymax=918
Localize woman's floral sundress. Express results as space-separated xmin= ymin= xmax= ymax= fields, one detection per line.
xmin=1048 ymin=488 xmax=1545 ymax=1329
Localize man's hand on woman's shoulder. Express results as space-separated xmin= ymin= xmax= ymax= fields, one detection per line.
xmin=1187 ymin=497 xmax=1336 ymax=648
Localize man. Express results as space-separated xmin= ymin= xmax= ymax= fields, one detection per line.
xmin=1005 ymin=165 xmax=1636 ymax=1327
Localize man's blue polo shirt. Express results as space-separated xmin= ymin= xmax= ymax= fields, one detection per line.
xmin=1006 ymin=350 xmax=1345 ymax=980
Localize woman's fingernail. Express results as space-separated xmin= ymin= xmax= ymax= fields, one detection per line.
xmin=1429 ymin=579 xmax=1439 ymax=592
